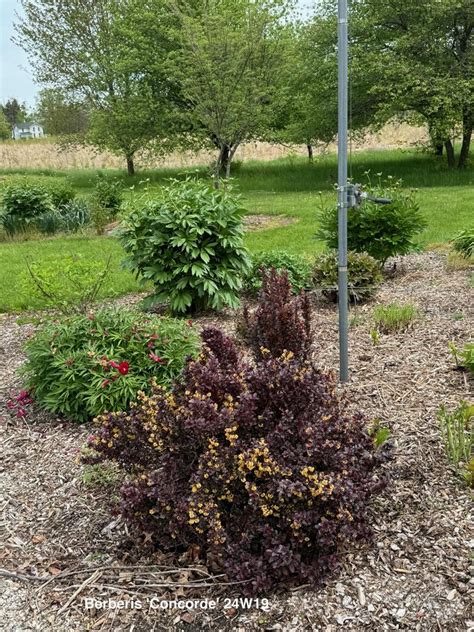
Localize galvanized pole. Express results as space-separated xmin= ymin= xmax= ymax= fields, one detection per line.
xmin=337 ymin=0 xmax=349 ymax=382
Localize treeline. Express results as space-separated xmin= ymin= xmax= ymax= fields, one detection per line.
xmin=12 ymin=0 xmax=473 ymax=174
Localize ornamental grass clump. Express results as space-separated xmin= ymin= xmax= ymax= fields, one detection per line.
xmin=240 ymin=267 xmax=312 ymax=361
xmin=23 ymin=309 xmax=200 ymax=422
xmin=84 ymin=327 xmax=389 ymax=593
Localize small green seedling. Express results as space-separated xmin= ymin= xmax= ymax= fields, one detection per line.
xmin=438 ymin=402 xmax=473 ymax=487
xmin=370 ymin=328 xmax=380 ymax=345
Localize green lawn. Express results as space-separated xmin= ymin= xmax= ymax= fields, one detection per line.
xmin=1 ymin=149 xmax=472 ymax=312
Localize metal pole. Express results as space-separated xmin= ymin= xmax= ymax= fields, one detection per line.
xmin=337 ymin=0 xmax=349 ymax=382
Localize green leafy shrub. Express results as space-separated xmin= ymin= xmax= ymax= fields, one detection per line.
xmin=120 ymin=178 xmax=251 ymax=314
xmin=316 ymin=176 xmax=426 ymax=265
xmin=373 ymin=302 xmax=418 ymax=333
xmin=240 ymin=268 xmax=312 ymax=361
xmin=312 ymin=251 xmax=382 ymax=303
xmin=93 ymin=175 xmax=124 ymax=217
xmin=23 ymin=309 xmax=200 ymax=422
xmin=0 ymin=180 xmax=54 ymax=235
xmin=42 ymin=180 xmax=76 ymax=208
xmin=449 ymin=341 xmax=474 ymax=374
xmin=451 ymin=226 xmax=474 ymax=260
xmin=84 ymin=325 xmax=389 ymax=593
xmin=243 ymin=250 xmax=312 ymax=296
xmin=22 ymin=254 xmax=111 ymax=313
xmin=438 ymin=402 xmax=473 ymax=487
xmin=90 ymin=205 xmax=112 ymax=235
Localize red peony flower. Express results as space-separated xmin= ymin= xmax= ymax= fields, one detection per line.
xmin=118 ymin=361 xmax=129 ymax=375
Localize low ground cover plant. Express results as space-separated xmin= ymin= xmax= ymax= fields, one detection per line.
xmin=316 ymin=176 xmax=426 ymax=265
xmin=239 ymin=268 xmax=312 ymax=361
xmin=373 ymin=302 xmax=418 ymax=334
xmin=120 ymin=178 xmax=251 ymax=313
xmin=438 ymin=402 xmax=473 ymax=487
xmin=243 ymin=250 xmax=312 ymax=296
xmin=312 ymin=251 xmax=382 ymax=303
xmin=23 ymin=308 xmax=200 ymax=421
xmin=84 ymin=321 xmax=389 ymax=592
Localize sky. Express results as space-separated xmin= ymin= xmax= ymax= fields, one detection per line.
xmin=0 ymin=0 xmax=317 ymax=110
xmin=0 ymin=0 xmax=36 ymax=107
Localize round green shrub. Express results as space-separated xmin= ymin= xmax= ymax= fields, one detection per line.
xmin=0 ymin=180 xmax=54 ymax=235
xmin=23 ymin=309 xmax=200 ymax=422
xmin=312 ymin=251 xmax=382 ymax=303
xmin=120 ymin=178 xmax=251 ymax=314
xmin=316 ymin=177 xmax=426 ymax=265
xmin=42 ymin=180 xmax=76 ymax=208
xmin=243 ymin=250 xmax=312 ymax=296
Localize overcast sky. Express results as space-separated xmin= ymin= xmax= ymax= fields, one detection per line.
xmin=0 ymin=0 xmax=317 ymax=109
xmin=0 ymin=0 xmax=35 ymax=106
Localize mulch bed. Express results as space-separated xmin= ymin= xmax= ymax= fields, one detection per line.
xmin=0 ymin=252 xmax=472 ymax=631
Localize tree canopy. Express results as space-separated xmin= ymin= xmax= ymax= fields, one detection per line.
xmin=15 ymin=0 xmax=180 ymax=174
xmin=169 ymin=0 xmax=294 ymax=178
xmin=12 ymin=0 xmax=473 ymax=171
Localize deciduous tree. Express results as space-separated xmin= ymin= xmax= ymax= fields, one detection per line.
xmin=351 ymin=0 xmax=473 ymax=168
xmin=15 ymin=0 xmax=180 ymax=175
xmin=35 ymin=89 xmax=89 ymax=136
xmin=170 ymin=0 xmax=294 ymax=179
xmin=0 ymin=110 xmax=12 ymax=140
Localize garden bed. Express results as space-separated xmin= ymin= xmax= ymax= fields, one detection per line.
xmin=1 ymin=252 xmax=472 ymax=631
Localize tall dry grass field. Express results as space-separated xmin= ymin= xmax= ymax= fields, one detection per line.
xmin=0 ymin=123 xmax=427 ymax=171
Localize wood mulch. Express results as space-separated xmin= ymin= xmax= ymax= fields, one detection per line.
xmin=0 ymin=252 xmax=472 ymax=631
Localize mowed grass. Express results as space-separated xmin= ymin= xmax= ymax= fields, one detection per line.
xmin=0 ymin=149 xmax=472 ymax=312
xmin=0 ymin=236 xmax=141 ymax=313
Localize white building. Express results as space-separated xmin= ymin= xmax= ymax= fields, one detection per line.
xmin=12 ymin=122 xmax=44 ymax=140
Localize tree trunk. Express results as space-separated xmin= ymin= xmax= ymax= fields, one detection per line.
xmin=445 ymin=140 xmax=456 ymax=168
xmin=435 ymin=143 xmax=443 ymax=157
xmin=126 ymin=155 xmax=135 ymax=176
xmin=458 ymin=114 xmax=472 ymax=169
xmin=219 ymin=144 xmax=230 ymax=177
xmin=306 ymin=144 xmax=314 ymax=162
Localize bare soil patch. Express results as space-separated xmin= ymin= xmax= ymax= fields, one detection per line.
xmin=244 ymin=214 xmax=296 ymax=231
xmin=1 ymin=252 xmax=472 ymax=631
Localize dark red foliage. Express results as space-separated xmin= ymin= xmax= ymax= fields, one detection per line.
xmin=84 ymin=327 xmax=389 ymax=593
xmin=240 ymin=268 xmax=313 ymax=361
xmin=6 ymin=389 xmax=34 ymax=419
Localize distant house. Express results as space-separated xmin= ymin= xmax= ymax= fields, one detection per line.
xmin=12 ymin=122 xmax=44 ymax=140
